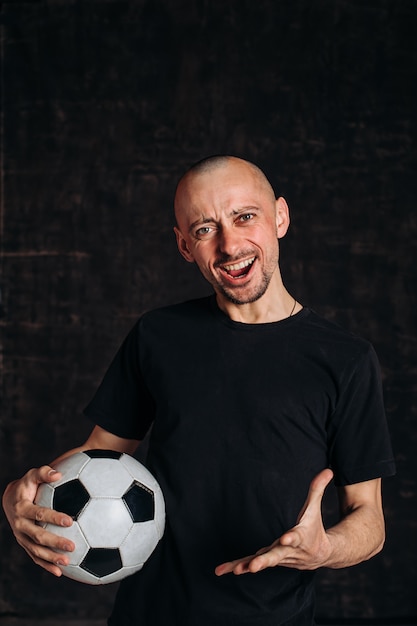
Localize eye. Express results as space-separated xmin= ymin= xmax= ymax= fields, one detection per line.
xmin=194 ymin=225 xmax=213 ymax=238
xmin=238 ymin=213 xmax=255 ymax=223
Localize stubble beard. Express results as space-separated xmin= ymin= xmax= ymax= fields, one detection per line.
xmin=216 ymin=272 xmax=271 ymax=305
xmin=205 ymin=246 xmax=280 ymax=306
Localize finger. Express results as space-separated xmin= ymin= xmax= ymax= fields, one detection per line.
xmin=8 ymin=466 xmax=64 ymax=514
xmin=21 ymin=533 xmax=73 ymax=566
xmin=279 ymin=529 xmax=302 ymax=548
xmin=22 ymin=543 xmax=68 ymax=577
xmin=15 ymin=521 xmax=75 ymax=571
xmin=15 ymin=466 xmax=72 ymax=528
xmin=229 ymin=550 xmax=282 ymax=574
xmin=27 ymin=548 xmax=65 ymax=577
xmin=22 ymin=465 xmax=62 ymax=489
xmin=14 ymin=527 xmax=75 ymax=564
xmin=310 ymin=468 xmax=334 ymax=493
xmin=215 ymin=542 xmax=282 ymax=576
xmin=36 ymin=465 xmax=62 ymax=483
xmin=215 ymin=555 xmax=255 ymax=576
xmin=246 ymin=539 xmax=297 ymax=572
xmin=215 ymin=533 xmax=290 ymax=576
xmin=19 ymin=516 xmax=75 ymax=551
xmin=15 ymin=496 xmax=73 ymax=529
xmin=297 ymin=468 xmax=334 ymax=523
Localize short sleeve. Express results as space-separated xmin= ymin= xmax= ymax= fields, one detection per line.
xmin=327 ymin=343 xmax=396 ymax=486
xmin=83 ymin=320 xmax=155 ymax=440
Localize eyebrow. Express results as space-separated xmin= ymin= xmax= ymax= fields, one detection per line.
xmin=188 ymin=216 xmax=213 ymax=234
xmin=188 ymin=206 xmax=260 ymax=234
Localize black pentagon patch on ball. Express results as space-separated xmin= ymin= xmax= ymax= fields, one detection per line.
xmin=84 ymin=449 xmax=122 ymax=459
xmin=123 ymin=481 xmax=155 ymax=522
xmin=53 ymin=480 xmax=90 ymax=519
xmin=81 ymin=548 xmax=123 ymax=578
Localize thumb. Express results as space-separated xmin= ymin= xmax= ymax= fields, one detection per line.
xmin=296 ymin=468 xmax=333 ymax=523
xmin=31 ymin=465 xmax=62 ymax=486
xmin=279 ymin=528 xmax=302 ymax=548
xmin=8 ymin=466 xmax=63 ymax=506
xmin=43 ymin=467 xmax=63 ymax=484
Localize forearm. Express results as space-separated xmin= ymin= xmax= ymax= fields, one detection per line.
xmin=324 ymin=501 xmax=385 ymax=569
xmin=51 ymin=425 xmax=140 ymax=465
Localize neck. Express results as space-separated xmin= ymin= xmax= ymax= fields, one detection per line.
xmin=215 ymin=273 xmax=299 ymax=324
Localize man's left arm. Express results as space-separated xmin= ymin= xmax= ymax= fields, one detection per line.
xmin=215 ymin=469 xmax=385 ymax=576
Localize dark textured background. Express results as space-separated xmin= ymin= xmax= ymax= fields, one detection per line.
xmin=0 ymin=0 xmax=416 ymax=622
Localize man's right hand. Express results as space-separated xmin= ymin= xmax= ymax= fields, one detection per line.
xmin=2 ymin=466 xmax=75 ymax=577
xmin=2 ymin=427 xmax=140 ymax=577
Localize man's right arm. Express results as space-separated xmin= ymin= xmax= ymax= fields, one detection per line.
xmin=2 ymin=425 xmax=140 ymax=577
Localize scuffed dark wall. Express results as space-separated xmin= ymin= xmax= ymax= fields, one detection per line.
xmin=1 ymin=0 xmax=415 ymax=621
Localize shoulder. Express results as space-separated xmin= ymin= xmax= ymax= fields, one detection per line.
xmin=138 ymin=296 xmax=213 ymax=333
xmin=142 ymin=296 xmax=212 ymax=321
xmin=302 ymin=309 xmax=371 ymax=347
xmin=298 ymin=309 xmax=379 ymax=371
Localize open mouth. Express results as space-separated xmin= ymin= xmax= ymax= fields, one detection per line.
xmin=221 ymin=256 xmax=256 ymax=279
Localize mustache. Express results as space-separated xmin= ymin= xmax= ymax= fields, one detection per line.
xmin=214 ymin=250 xmax=256 ymax=268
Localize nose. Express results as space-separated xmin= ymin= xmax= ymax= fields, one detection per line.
xmin=217 ymin=225 xmax=241 ymax=257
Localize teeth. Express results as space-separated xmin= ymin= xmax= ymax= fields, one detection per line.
xmin=223 ymin=257 xmax=255 ymax=271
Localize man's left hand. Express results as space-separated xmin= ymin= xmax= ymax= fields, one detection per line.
xmin=215 ymin=468 xmax=334 ymax=576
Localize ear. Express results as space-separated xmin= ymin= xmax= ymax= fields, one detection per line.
xmin=275 ymin=197 xmax=290 ymax=239
xmin=174 ymin=226 xmax=195 ymax=263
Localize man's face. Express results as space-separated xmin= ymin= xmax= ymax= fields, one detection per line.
xmin=174 ymin=159 xmax=289 ymax=306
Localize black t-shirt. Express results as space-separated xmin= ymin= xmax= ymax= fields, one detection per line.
xmin=84 ymin=297 xmax=395 ymax=626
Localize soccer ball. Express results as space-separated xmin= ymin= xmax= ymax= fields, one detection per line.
xmin=35 ymin=450 xmax=165 ymax=585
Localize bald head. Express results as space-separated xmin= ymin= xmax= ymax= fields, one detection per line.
xmin=173 ymin=155 xmax=290 ymax=310
xmin=182 ymin=154 xmax=232 ymax=178
xmin=174 ymin=156 xmax=276 ymax=224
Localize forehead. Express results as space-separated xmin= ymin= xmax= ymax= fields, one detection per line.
xmin=175 ymin=161 xmax=273 ymax=224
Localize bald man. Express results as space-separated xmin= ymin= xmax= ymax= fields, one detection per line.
xmin=3 ymin=156 xmax=395 ymax=626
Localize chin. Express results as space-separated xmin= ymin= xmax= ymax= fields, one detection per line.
xmin=219 ymin=281 xmax=270 ymax=306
